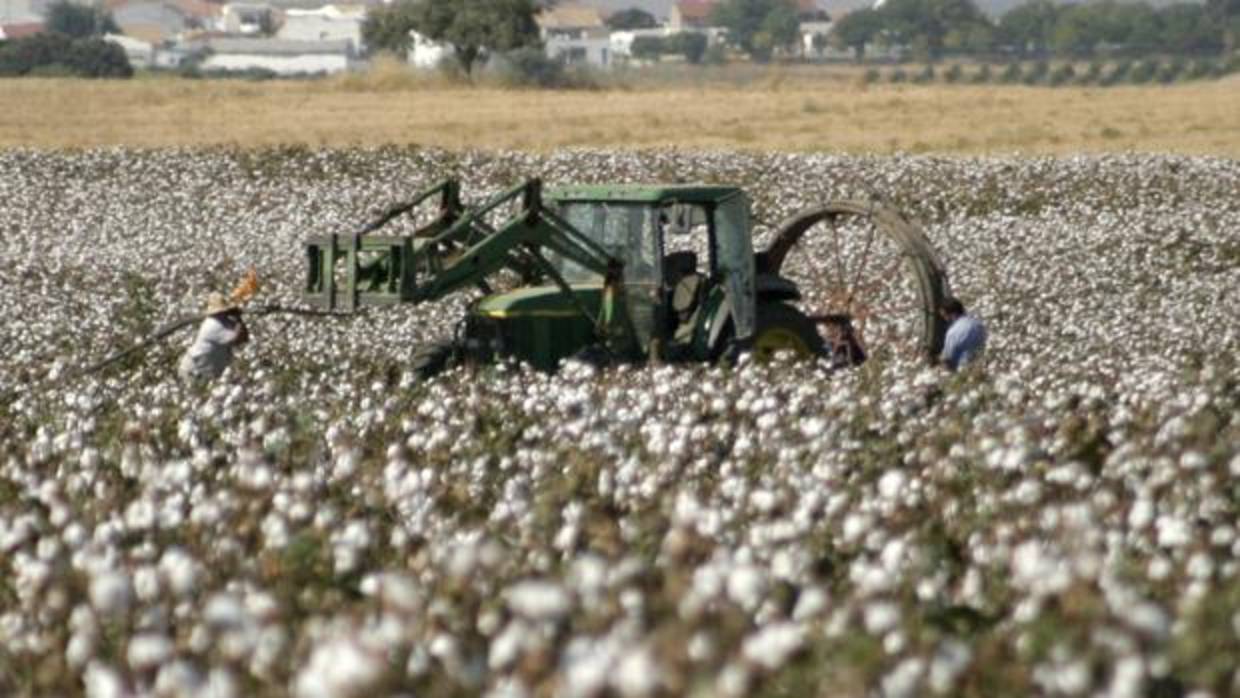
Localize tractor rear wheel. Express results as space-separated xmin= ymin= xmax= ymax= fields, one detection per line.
xmin=749 ymin=303 xmax=825 ymax=362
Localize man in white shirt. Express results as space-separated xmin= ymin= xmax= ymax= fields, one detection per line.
xmin=179 ymin=293 xmax=250 ymax=382
xmin=939 ymin=296 xmax=986 ymax=371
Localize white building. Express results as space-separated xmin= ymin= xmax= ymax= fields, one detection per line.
xmin=218 ymin=3 xmax=272 ymax=35
xmin=407 ymin=29 xmax=453 ymax=70
xmin=609 ymin=27 xmax=667 ymax=59
xmin=104 ymin=33 xmax=156 ymax=68
xmin=201 ymin=37 xmax=353 ymax=75
xmin=277 ymin=4 xmax=364 ymax=53
xmin=537 ymin=3 xmax=611 ymax=68
xmin=800 ymin=20 xmax=837 ymax=58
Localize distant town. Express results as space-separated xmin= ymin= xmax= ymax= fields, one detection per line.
xmin=0 ymin=0 xmax=1235 ymax=79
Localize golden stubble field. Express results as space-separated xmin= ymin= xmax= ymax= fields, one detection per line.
xmin=2 ymin=72 xmax=1238 ymax=155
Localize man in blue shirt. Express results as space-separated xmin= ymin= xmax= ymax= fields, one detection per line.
xmin=939 ymin=296 xmax=986 ymax=371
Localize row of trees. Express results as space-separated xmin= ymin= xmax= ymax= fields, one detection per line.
xmin=834 ymin=0 xmax=1240 ymax=61
xmin=363 ymin=0 xmax=542 ymax=76
xmin=0 ymin=0 xmax=132 ymax=78
xmin=0 ymin=32 xmax=132 ymax=77
xmin=865 ymin=55 xmax=1240 ymax=85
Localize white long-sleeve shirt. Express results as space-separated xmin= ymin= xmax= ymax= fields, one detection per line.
xmin=941 ymin=314 xmax=986 ymax=370
xmin=179 ymin=316 xmax=246 ymax=381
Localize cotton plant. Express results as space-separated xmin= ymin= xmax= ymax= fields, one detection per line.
xmin=0 ymin=148 xmax=1239 ymax=696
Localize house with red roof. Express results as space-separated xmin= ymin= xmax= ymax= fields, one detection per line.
xmin=0 ymin=19 xmax=43 ymax=40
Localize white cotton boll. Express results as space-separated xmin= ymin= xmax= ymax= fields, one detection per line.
xmin=1148 ymin=556 xmax=1173 ymax=582
xmin=877 ymin=657 xmax=924 ymax=698
xmin=1211 ymin=526 xmax=1235 ymax=548
xmin=84 ymin=662 xmax=127 ymax=698
xmin=688 ymin=631 xmax=715 ymax=662
xmin=505 ymin=580 xmax=572 ymax=621
xmin=488 ymin=619 xmax=530 ymax=670
xmin=1156 ymin=516 xmax=1192 ymax=548
xmin=204 ymin=667 xmax=238 ymax=698
xmin=716 ymin=663 xmax=751 ymax=698
xmin=863 ymin=601 xmax=901 ymax=635
xmin=159 ymin=548 xmax=199 ymax=598
xmin=154 ymin=660 xmax=204 ymax=696
xmin=89 ymin=572 xmax=132 ymax=617
xmin=1179 ymin=451 xmax=1208 ymax=470
xmin=843 ymin=513 xmax=872 ymax=544
xmin=204 ymin=594 xmax=247 ymax=630
xmin=741 ymin=622 xmax=805 ymax=670
xmin=294 ymin=638 xmax=385 ymax=698
xmin=726 ymin=565 xmax=768 ymax=611
xmin=1187 ymin=552 xmax=1215 ymax=581
xmin=133 ymin=565 xmax=161 ymax=602
xmin=486 ymin=678 xmax=531 ymax=698
xmin=878 ymin=470 xmax=906 ymax=500
xmin=1129 ymin=499 xmax=1155 ymax=530
xmin=127 ymin=633 xmax=173 ymax=672
xmin=611 ymin=647 xmax=661 ymax=697
xmin=124 ymin=499 xmax=156 ymax=531
xmin=1126 ymin=603 xmax=1170 ymax=640
xmin=67 ymin=631 xmax=97 ymax=669
xmin=1105 ymin=655 xmax=1145 ymax=698
xmin=929 ymin=639 xmax=972 ymax=693
xmin=792 ymin=586 xmax=829 ymax=621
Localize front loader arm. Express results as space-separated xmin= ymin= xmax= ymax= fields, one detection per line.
xmin=304 ymin=178 xmax=623 ymax=315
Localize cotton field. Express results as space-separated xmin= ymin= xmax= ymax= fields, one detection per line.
xmin=1 ymin=147 xmax=1239 ymax=697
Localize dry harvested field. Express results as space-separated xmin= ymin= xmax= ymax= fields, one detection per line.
xmin=2 ymin=145 xmax=1240 ymax=697
xmin=2 ymin=76 xmax=1240 ymax=155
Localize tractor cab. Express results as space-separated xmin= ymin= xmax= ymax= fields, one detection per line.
xmin=539 ymin=184 xmax=758 ymax=361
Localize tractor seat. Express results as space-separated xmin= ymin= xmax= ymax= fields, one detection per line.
xmin=663 ymin=251 xmax=704 ymax=339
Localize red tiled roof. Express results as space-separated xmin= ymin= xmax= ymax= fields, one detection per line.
xmin=675 ymin=0 xmax=715 ymax=22
xmin=0 ymin=21 xmax=44 ymax=39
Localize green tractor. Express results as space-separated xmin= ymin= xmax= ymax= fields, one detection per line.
xmin=303 ymin=178 xmax=951 ymax=377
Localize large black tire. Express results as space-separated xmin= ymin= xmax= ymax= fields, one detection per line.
xmin=748 ymin=303 xmax=826 ymax=362
xmin=410 ymin=341 xmax=454 ymax=381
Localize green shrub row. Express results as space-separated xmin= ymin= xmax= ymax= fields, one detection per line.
xmin=0 ymin=32 xmax=132 ymax=78
xmin=865 ymin=55 xmax=1240 ymax=87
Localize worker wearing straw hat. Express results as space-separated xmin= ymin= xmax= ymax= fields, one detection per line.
xmin=178 ymin=292 xmax=250 ymax=382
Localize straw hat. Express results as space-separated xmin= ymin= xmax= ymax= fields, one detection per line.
xmin=205 ymin=292 xmax=238 ymax=315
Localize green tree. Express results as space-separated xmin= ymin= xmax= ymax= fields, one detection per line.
xmin=878 ymin=0 xmax=991 ymax=60
xmin=831 ymin=7 xmax=884 ymax=60
xmin=606 ymin=7 xmax=658 ymax=30
xmin=667 ymin=31 xmax=708 ymax=63
xmin=362 ymin=0 xmax=424 ymax=55
xmin=1050 ymin=3 xmax=1107 ymax=56
xmin=1204 ymin=0 xmax=1239 ymax=53
xmin=999 ymin=0 xmax=1059 ymax=57
xmin=1159 ymin=3 xmax=1221 ymax=55
xmin=630 ymin=35 xmax=665 ymax=59
xmin=45 ymin=0 xmax=119 ymax=39
xmin=0 ymin=32 xmax=131 ymax=77
xmin=364 ymin=0 xmax=541 ymax=75
xmin=712 ymin=0 xmax=801 ymax=62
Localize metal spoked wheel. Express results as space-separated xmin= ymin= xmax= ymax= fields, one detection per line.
xmin=763 ymin=200 xmax=951 ymax=364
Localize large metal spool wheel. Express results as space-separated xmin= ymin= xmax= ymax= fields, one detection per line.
xmin=762 ymin=200 xmax=952 ymax=364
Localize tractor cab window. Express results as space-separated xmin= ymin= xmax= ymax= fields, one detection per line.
xmin=658 ymin=203 xmax=712 ymax=273
xmin=554 ymin=202 xmax=660 ymax=287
